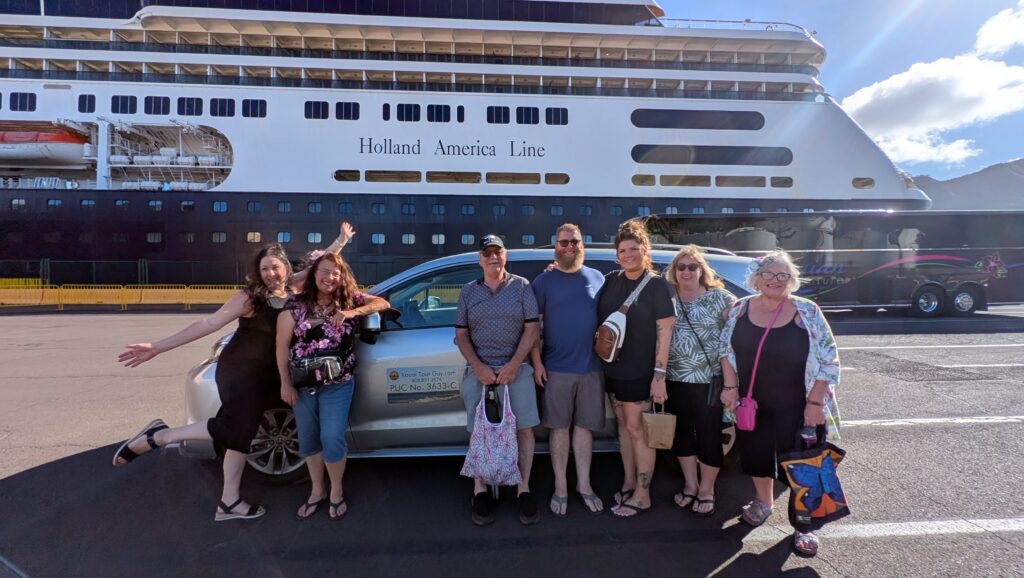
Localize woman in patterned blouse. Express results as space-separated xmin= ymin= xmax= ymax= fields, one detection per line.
xmin=664 ymin=245 xmax=736 ymax=518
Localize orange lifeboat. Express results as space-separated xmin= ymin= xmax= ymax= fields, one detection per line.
xmin=0 ymin=130 xmax=89 ymax=167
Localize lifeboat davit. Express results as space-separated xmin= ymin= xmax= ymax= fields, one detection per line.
xmin=0 ymin=131 xmax=89 ymax=168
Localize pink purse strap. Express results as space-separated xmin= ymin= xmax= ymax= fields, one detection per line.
xmin=743 ymin=299 xmax=787 ymax=400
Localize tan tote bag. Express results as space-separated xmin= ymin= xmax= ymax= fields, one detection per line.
xmin=642 ymin=403 xmax=676 ymax=450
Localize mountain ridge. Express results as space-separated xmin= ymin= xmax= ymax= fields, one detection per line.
xmin=913 ymin=159 xmax=1024 ymax=210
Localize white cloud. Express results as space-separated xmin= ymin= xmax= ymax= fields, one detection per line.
xmin=873 ymin=134 xmax=981 ymax=165
xmin=975 ymin=0 xmax=1024 ymax=56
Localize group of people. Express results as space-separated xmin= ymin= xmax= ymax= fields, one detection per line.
xmin=112 ymin=218 xmax=841 ymax=558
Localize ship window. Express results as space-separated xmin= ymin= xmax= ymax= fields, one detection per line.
xmin=460 ymin=204 xmax=476 ymax=215
xmin=461 ymin=234 xmax=475 ymax=246
xmin=10 ymin=199 xmax=26 ymax=210
xmin=277 ymin=232 xmax=291 ymax=243
xmin=212 ymin=232 xmax=227 ymax=243
xmin=431 ymin=234 xmax=445 ymax=245
xmin=80 ymin=199 xmax=96 ymax=208
xmin=180 ymin=200 xmax=195 ymax=212
xmin=545 ymin=173 xmax=570 ymax=185
xmin=516 ymin=107 xmax=539 ymax=125
xmin=308 ymin=232 xmax=322 ymax=243
xmin=212 ymin=201 xmax=228 ymax=213
xmin=637 ymin=206 xmax=651 ymax=217
xmin=148 ymin=200 xmax=162 ymax=211
xmin=304 ymin=100 xmax=329 ymax=119
xmin=610 ymin=206 xmax=623 ymax=216
xmin=366 ymin=171 xmax=421 ymax=183
xmin=692 ymin=207 xmax=705 ymax=214
xmin=777 ymin=208 xmax=789 ymax=213
xmin=146 ymin=232 xmax=162 ymax=244
xmin=43 ymin=232 xmax=61 ymax=243
xmin=116 ymin=199 xmax=130 ymax=210
xmin=545 ymin=107 xmax=569 ymax=125
xmin=487 ymin=106 xmax=510 ymax=124
xmin=371 ymin=233 xmax=386 ymax=245
xmin=79 ymin=232 xmax=93 ymax=243
xmin=522 ymin=234 xmax=536 ymax=246
xmin=177 ymin=97 xmax=203 ymax=116
xmin=210 ymin=98 xmax=235 ymax=117
xmin=10 ymin=92 xmax=36 ymax=112
xmin=550 ymin=205 xmax=564 ymax=216
xmin=401 ymin=203 xmax=416 ymax=215
xmin=242 ymin=99 xmax=267 ymax=118
xmin=246 ymin=201 xmax=261 ymax=213
xmin=397 ymin=104 xmax=421 ymax=122
xmin=771 ymin=177 xmax=794 ymax=188
xmin=665 ymin=206 xmax=678 ymax=214
xmin=721 ymin=207 xmax=735 ymax=214
xmin=277 ymin=201 xmax=292 ymax=213
xmin=457 ymin=105 xmax=465 ymax=123
xmin=748 ymin=208 xmax=762 ymax=213
xmin=402 ymin=234 xmax=415 ymax=245
xmin=427 ymin=104 xmax=451 ymax=123
xmin=112 ymin=232 xmax=128 ymax=243
xmin=46 ymin=199 xmax=63 ymax=208
xmin=716 ymin=176 xmax=766 ymax=187
xmin=631 ymin=145 xmax=793 ymax=166
xmin=246 ymin=232 xmax=261 ymax=243
xmin=78 ymin=94 xmax=95 ymax=113
xmin=111 ymin=95 xmax=137 ymax=114
xmin=630 ymin=109 xmax=765 ymax=130
xmin=579 ymin=205 xmax=592 ymax=216
xmin=372 ymin=203 xmax=385 ymax=215
xmin=333 ymin=170 xmax=359 ymax=182
xmin=632 ymin=174 xmax=655 ymax=186
xmin=335 ymin=102 xmax=359 ymax=120
xmin=179 ymin=232 xmax=195 ymax=244
xmin=803 ymin=208 xmax=815 ymax=213
xmin=521 ymin=204 xmax=535 ymax=216
xmin=144 ymin=96 xmax=170 ymax=115
xmin=661 ymin=175 xmax=711 ymax=187
xmin=853 ymin=177 xmax=875 ymax=189
xmin=584 ymin=235 xmax=593 ymax=243
xmin=492 ymin=204 xmax=507 ymax=216
xmin=382 ymin=103 xmax=390 ymax=121
xmin=432 ymin=204 xmax=446 ymax=215
xmin=338 ymin=202 xmax=353 ymax=214
xmin=487 ymin=172 xmax=541 ymax=184
xmin=427 ymin=171 xmax=481 ymax=184
xmin=307 ymin=202 xmax=322 ymax=214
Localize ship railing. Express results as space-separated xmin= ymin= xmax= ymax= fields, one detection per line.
xmin=660 ymin=18 xmax=812 ymax=36
xmin=0 ymin=69 xmax=829 ymax=103
xmin=0 ymin=38 xmax=820 ymax=76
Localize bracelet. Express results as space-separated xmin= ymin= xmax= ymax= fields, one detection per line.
xmin=807 ymin=400 xmax=823 ymax=407
xmin=723 ymin=386 xmax=738 ymax=390
xmin=652 ymin=367 xmax=667 ymax=374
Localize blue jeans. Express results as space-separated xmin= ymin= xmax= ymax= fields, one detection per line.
xmin=292 ymin=379 xmax=354 ymax=463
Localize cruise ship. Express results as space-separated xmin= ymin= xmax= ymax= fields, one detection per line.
xmin=0 ymin=0 xmax=930 ymax=285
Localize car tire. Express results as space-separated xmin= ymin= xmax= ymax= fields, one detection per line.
xmin=910 ymin=286 xmax=944 ymax=318
xmin=946 ymin=286 xmax=980 ymax=316
xmin=239 ymin=408 xmax=308 ymax=485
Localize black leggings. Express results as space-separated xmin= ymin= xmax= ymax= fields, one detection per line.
xmin=664 ymin=380 xmax=723 ymax=468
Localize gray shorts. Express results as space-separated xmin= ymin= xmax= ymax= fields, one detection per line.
xmin=461 ymin=365 xmax=540 ymax=432
xmin=541 ymin=371 xmax=606 ymax=431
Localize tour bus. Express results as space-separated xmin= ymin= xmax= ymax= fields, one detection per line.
xmin=645 ymin=211 xmax=1024 ymax=316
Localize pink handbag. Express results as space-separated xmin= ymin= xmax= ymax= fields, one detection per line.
xmin=460 ymin=385 xmax=523 ymax=486
xmin=735 ymin=299 xmax=787 ymax=432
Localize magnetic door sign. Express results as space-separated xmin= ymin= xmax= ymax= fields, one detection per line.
xmin=386 ymin=366 xmax=461 ymax=404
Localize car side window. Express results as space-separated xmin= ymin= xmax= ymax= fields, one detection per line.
xmin=383 ymin=266 xmax=480 ymax=330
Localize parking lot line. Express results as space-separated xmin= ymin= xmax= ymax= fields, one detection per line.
xmin=844 ymin=416 xmax=1024 ymax=427
xmin=741 ymin=517 xmax=1024 ymax=543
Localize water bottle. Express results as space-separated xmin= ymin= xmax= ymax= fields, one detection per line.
xmin=484 ymin=385 xmax=501 ymax=424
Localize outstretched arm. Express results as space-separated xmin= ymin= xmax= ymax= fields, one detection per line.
xmin=290 ymin=221 xmax=356 ymax=291
xmin=118 ymin=291 xmax=251 ymax=367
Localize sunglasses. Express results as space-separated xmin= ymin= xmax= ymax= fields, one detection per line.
xmin=557 ymin=239 xmax=582 ymax=248
xmin=675 ymin=263 xmax=700 ymax=272
xmin=758 ymin=271 xmax=793 ymax=282
xmin=480 ymin=248 xmax=504 ymax=258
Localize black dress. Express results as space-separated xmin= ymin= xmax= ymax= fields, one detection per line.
xmin=207 ymin=295 xmax=285 ymax=453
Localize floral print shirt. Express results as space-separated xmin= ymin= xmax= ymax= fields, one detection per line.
xmin=288 ymin=293 xmax=366 ymax=385
xmin=720 ymin=295 xmax=843 ymax=442
xmin=667 ymin=288 xmax=737 ymax=383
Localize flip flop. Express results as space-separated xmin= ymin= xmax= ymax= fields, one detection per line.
xmin=612 ymin=502 xmax=651 ymax=518
xmin=793 ymin=532 xmax=819 ymax=557
xmin=613 ymin=488 xmax=635 ymax=507
xmin=112 ymin=419 xmax=168 ymax=466
xmin=329 ymin=499 xmax=347 ymax=520
xmin=296 ymin=497 xmax=326 ymax=520
xmin=673 ymin=492 xmax=697 ymax=510
xmin=549 ymin=494 xmax=568 ymax=518
xmin=215 ymin=498 xmax=266 ymax=522
xmin=576 ymin=490 xmax=604 ymax=515
xmin=692 ymin=498 xmax=716 ymax=518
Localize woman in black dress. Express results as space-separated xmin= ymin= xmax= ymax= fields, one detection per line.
xmin=113 ymin=224 xmax=353 ymax=521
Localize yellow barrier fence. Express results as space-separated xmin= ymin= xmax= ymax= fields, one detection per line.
xmin=0 ymin=278 xmax=42 ymax=288
xmin=124 ymin=285 xmax=190 ymax=308
xmin=0 ymin=284 xmax=257 ymax=310
xmin=187 ymin=285 xmax=243 ymax=310
xmin=59 ymin=285 xmax=126 ymax=310
xmin=0 ymin=285 xmax=61 ymax=307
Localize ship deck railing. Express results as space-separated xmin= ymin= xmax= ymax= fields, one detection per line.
xmin=660 ymin=18 xmax=811 ymax=36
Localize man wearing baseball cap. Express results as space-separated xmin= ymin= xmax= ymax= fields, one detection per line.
xmin=455 ymin=234 xmax=542 ymax=526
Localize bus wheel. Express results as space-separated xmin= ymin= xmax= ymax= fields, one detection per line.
xmin=947 ymin=286 xmax=980 ymax=316
xmin=911 ymin=286 xmax=944 ymax=317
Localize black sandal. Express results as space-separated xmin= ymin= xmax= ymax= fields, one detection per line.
xmin=692 ymin=498 xmax=716 ymax=518
xmin=296 ymin=497 xmax=326 ymax=520
xmin=329 ymin=499 xmax=347 ymax=520
xmin=111 ymin=419 xmax=168 ymax=466
xmin=215 ymin=498 xmax=266 ymax=522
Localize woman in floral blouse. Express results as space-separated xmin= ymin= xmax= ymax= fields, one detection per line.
xmin=719 ymin=250 xmax=841 ymax=557
xmin=276 ymin=253 xmax=389 ymax=520
xmin=664 ymin=245 xmax=736 ymax=518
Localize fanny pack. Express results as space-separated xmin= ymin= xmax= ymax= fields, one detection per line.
xmin=289 ymin=351 xmax=344 ymax=389
xmin=595 ymin=271 xmax=652 ymax=363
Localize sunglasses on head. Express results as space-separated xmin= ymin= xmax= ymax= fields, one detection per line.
xmin=675 ymin=263 xmax=700 ymax=272
xmin=557 ymin=239 xmax=582 ymax=248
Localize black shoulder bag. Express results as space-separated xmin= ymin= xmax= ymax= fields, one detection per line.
xmin=678 ymin=303 xmax=725 ymax=407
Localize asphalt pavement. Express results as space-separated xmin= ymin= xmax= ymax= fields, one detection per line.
xmin=0 ymin=308 xmax=1022 ymax=577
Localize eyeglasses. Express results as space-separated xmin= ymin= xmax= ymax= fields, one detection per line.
xmin=316 ymin=268 xmax=342 ymax=278
xmin=480 ymin=248 xmax=504 ymax=258
xmin=557 ymin=239 xmax=582 ymax=248
xmin=675 ymin=263 xmax=700 ymax=272
xmin=757 ymin=271 xmax=792 ymax=282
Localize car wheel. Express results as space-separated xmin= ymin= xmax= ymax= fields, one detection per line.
xmin=946 ymin=286 xmax=980 ymax=316
xmin=245 ymin=408 xmax=308 ymax=485
xmin=910 ymin=286 xmax=944 ymax=317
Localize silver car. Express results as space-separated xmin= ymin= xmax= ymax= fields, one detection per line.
xmin=182 ymin=248 xmax=753 ymax=482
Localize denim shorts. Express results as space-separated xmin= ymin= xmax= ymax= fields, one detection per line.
xmin=292 ymin=378 xmax=355 ymax=463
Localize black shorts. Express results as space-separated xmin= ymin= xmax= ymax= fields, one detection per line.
xmin=604 ymin=375 xmax=652 ymax=403
xmin=736 ymin=405 xmax=804 ymax=479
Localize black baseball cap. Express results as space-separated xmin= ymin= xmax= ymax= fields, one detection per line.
xmin=478 ymin=234 xmax=505 ymax=251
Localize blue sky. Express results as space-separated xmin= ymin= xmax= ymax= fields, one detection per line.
xmin=658 ymin=0 xmax=1024 ymax=180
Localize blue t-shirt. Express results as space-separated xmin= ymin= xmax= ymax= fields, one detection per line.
xmin=531 ymin=266 xmax=605 ymax=374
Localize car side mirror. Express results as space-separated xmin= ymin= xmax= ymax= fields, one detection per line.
xmin=359 ymin=312 xmax=382 ymax=344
